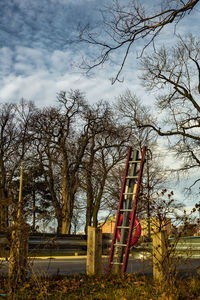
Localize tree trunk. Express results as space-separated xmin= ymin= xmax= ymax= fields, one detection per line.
xmin=0 ymin=154 xmax=8 ymax=231
xmin=61 ymin=154 xmax=78 ymax=234
xmin=61 ymin=188 xmax=74 ymax=234
xmin=45 ymin=167 xmax=63 ymax=235
xmin=32 ymin=190 xmax=36 ymax=231
xmin=56 ymin=210 xmax=63 ymax=234
xmin=85 ymin=172 xmax=93 ymax=233
xmin=92 ymin=174 xmax=106 ymax=228
xmin=0 ymin=188 xmax=8 ymax=231
xmin=92 ymin=206 xmax=99 ymax=228
xmin=85 ymin=199 xmax=92 ymax=234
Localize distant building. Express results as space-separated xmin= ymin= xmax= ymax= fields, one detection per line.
xmin=100 ymin=217 xmax=116 ymax=234
xmin=99 ymin=216 xmax=172 ymax=237
xmin=196 ymin=219 xmax=200 ymax=236
xmin=140 ymin=217 xmax=172 ymax=238
xmin=76 ymin=230 xmax=85 ymax=235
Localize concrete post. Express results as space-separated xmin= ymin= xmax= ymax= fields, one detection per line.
xmin=152 ymin=230 xmax=169 ymax=281
xmin=9 ymin=221 xmax=30 ymax=292
xmin=86 ymin=226 xmax=102 ymax=275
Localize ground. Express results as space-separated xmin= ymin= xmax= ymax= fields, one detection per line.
xmin=0 ymin=273 xmax=200 ymax=299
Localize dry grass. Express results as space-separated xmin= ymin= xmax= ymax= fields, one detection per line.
xmin=0 ymin=273 xmax=199 ymax=299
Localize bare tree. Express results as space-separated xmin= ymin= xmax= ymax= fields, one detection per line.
xmin=33 ymin=90 xmax=91 ymax=234
xmin=80 ymin=101 xmax=129 ymax=232
xmin=79 ymin=0 xmax=199 ymax=83
xmin=139 ymin=35 xmax=200 ymax=191
xmin=32 ymin=106 xmax=63 ymax=233
xmin=114 ymin=91 xmax=175 ymax=239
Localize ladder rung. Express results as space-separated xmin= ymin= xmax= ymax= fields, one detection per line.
xmin=114 ymin=243 xmax=127 ymax=247
xmin=117 ymin=226 xmax=129 ymax=229
xmin=111 ymin=262 xmax=123 ymax=265
xmin=123 ymin=192 xmax=135 ymax=195
xmin=128 ymin=160 xmax=141 ymax=163
xmin=120 ymin=209 xmax=132 ymax=212
xmin=126 ymin=176 xmax=138 ymax=179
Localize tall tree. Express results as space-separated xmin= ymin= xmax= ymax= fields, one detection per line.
xmin=139 ymin=35 xmax=200 ymax=191
xmin=115 ymin=91 xmax=173 ymax=238
xmin=81 ymin=101 xmax=129 ymax=231
xmin=33 ymin=90 xmax=90 ymax=234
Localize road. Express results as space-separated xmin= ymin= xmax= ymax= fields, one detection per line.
xmin=1 ymin=257 xmax=200 ymax=277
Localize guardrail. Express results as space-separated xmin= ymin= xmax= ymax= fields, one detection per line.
xmin=133 ymin=236 xmax=200 ymax=259
xmin=169 ymin=236 xmax=200 ymax=259
xmin=0 ymin=233 xmax=199 ymax=258
xmin=0 ymin=233 xmax=113 ymax=256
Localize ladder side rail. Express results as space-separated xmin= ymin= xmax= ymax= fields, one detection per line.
xmin=122 ymin=146 xmax=147 ymax=273
xmin=107 ymin=146 xmax=132 ymax=273
xmin=120 ymin=150 xmax=139 ymax=244
xmin=116 ymin=150 xmax=139 ymax=270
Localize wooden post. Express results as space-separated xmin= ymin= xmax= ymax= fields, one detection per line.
xmin=152 ymin=230 xmax=169 ymax=281
xmin=86 ymin=226 xmax=102 ymax=275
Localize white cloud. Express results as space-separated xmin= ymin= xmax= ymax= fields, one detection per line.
xmin=0 ymin=40 xmax=146 ymax=105
xmin=0 ymin=0 xmax=198 ymax=106
xmin=0 ymin=47 xmax=13 ymax=75
xmin=0 ymin=67 xmax=139 ymax=106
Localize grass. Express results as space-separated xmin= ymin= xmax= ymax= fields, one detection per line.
xmin=0 ymin=273 xmax=200 ymax=299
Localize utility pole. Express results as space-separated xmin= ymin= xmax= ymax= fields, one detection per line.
xmin=17 ymin=162 xmax=23 ymax=220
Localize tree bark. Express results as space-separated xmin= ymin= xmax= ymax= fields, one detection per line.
xmin=0 ymin=188 xmax=8 ymax=231
xmin=85 ymin=164 xmax=93 ymax=233
xmin=0 ymin=155 xmax=8 ymax=231
xmin=61 ymin=165 xmax=77 ymax=234
xmin=85 ymin=197 xmax=92 ymax=233
xmin=61 ymin=192 xmax=74 ymax=234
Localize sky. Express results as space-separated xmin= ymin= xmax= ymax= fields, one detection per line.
xmin=0 ymin=0 xmax=200 ymax=217
xmin=0 ymin=0 xmax=199 ymax=107
xmin=0 ymin=0 xmax=136 ymax=106
xmin=0 ymin=0 xmax=199 ymax=106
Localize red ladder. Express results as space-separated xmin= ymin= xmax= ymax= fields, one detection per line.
xmin=107 ymin=146 xmax=146 ymax=273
